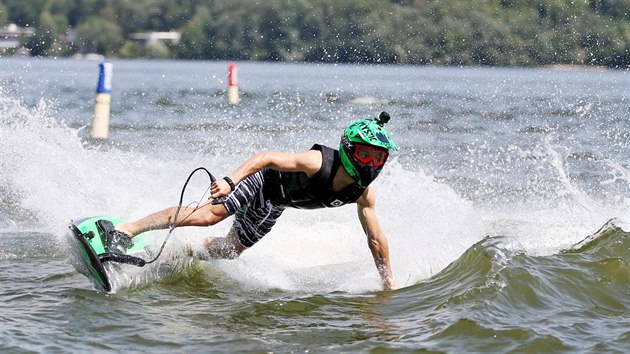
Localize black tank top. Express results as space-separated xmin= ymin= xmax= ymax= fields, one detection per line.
xmin=262 ymin=144 xmax=365 ymax=209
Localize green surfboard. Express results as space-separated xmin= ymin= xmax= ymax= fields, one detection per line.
xmin=69 ymin=216 xmax=148 ymax=292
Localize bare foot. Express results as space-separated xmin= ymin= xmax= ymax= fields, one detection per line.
xmin=114 ymin=222 xmax=136 ymax=237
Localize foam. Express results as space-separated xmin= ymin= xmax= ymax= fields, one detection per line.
xmin=1 ymin=90 xmax=627 ymax=292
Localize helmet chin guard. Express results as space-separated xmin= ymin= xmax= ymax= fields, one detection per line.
xmin=339 ymin=112 xmax=398 ymax=187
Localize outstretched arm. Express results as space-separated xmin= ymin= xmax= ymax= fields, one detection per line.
xmin=118 ymin=150 xmax=322 ymax=237
xmin=211 ymin=150 xmax=322 ymax=198
xmin=357 ymin=186 xmax=396 ymax=291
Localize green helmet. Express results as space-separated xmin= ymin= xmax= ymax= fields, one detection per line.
xmin=339 ymin=112 xmax=398 ymax=187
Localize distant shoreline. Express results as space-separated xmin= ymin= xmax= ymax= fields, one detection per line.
xmin=544 ymin=64 xmax=610 ymax=72
xmin=2 ymin=54 xmax=625 ymax=72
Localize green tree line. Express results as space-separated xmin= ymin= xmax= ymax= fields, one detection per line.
xmin=1 ymin=0 xmax=629 ymax=68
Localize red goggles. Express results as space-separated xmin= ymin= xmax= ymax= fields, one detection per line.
xmin=353 ymin=144 xmax=388 ymax=166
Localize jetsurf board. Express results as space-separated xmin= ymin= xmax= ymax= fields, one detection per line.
xmin=69 ymin=216 xmax=149 ymax=292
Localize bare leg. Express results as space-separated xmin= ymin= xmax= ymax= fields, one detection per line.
xmin=201 ymin=228 xmax=246 ymax=259
xmin=116 ymin=201 xmax=229 ymax=237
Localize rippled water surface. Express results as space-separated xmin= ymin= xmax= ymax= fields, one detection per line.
xmin=0 ymin=59 xmax=629 ymax=352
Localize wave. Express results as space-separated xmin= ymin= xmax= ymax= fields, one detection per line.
xmin=392 ymin=219 xmax=630 ymax=351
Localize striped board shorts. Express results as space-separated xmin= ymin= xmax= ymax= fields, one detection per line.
xmin=222 ymin=170 xmax=285 ymax=248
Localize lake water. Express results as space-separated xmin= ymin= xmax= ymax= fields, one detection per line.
xmin=0 ymin=58 xmax=629 ymax=352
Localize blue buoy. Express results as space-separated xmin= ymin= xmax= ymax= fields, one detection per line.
xmin=91 ymin=61 xmax=113 ymax=139
xmin=96 ymin=61 xmax=113 ymax=94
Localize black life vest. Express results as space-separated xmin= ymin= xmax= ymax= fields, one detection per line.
xmin=263 ymin=144 xmax=365 ymax=209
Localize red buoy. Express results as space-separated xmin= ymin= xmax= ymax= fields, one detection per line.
xmin=227 ymin=63 xmax=239 ymax=104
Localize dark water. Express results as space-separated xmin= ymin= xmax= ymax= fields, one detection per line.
xmin=0 ymin=58 xmax=628 ymax=352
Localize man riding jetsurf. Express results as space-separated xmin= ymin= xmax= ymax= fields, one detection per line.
xmin=111 ymin=112 xmax=399 ymax=290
